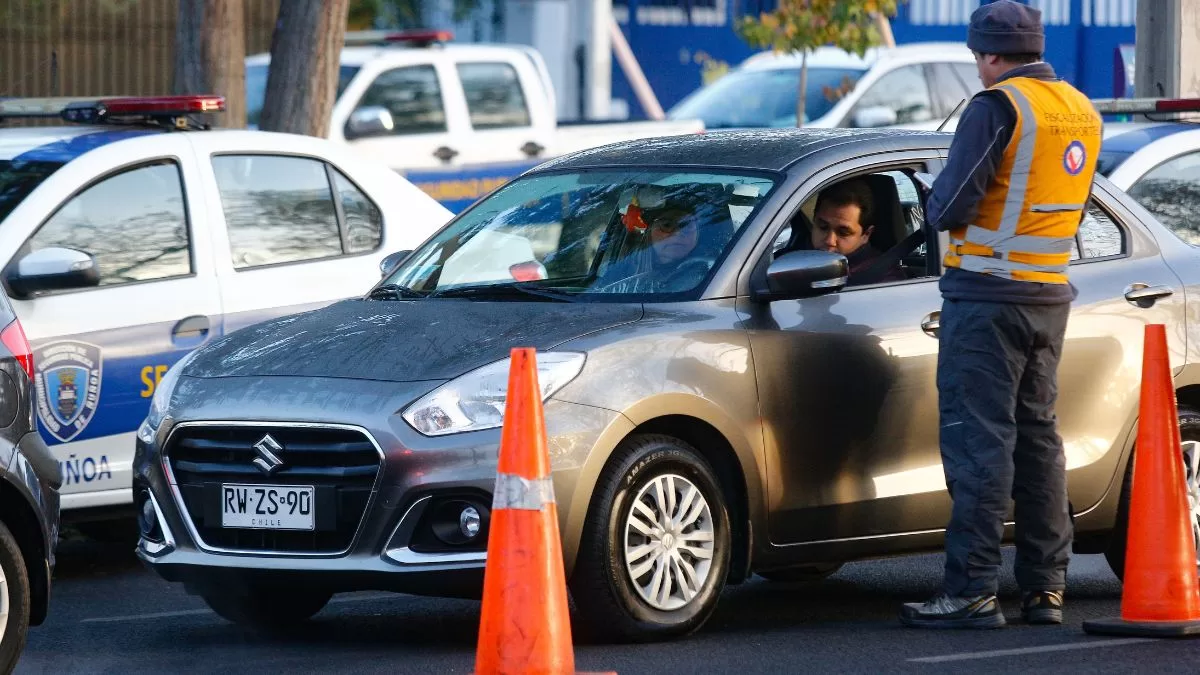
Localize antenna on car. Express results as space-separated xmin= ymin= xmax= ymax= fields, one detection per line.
xmin=937 ymin=98 xmax=966 ymax=132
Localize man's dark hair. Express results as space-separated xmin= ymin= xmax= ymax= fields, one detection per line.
xmin=815 ymin=178 xmax=874 ymax=231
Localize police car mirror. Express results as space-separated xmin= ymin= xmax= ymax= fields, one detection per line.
xmin=380 ymin=249 xmax=412 ymax=277
xmin=6 ymin=247 xmax=99 ymax=299
xmin=346 ymin=106 xmax=395 ymax=140
xmin=751 ymin=249 xmax=847 ymax=302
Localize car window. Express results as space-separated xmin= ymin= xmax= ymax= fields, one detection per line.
xmin=333 ymin=169 xmax=383 ymax=254
xmin=951 ymin=63 xmax=983 ymax=95
xmin=27 ymin=160 xmax=191 ymax=286
xmin=1070 ymin=202 xmax=1127 ymax=261
xmin=928 ymin=63 xmax=971 ymax=117
xmin=1125 ymin=151 xmax=1200 ymax=246
xmin=212 ymin=155 xmax=344 ymax=269
xmin=457 ymin=62 xmax=532 ymax=130
xmin=848 ymin=65 xmax=934 ymax=127
xmin=355 ymin=65 xmax=447 ymax=135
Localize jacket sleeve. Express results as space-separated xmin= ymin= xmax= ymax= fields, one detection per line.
xmin=925 ymin=92 xmax=1015 ymax=232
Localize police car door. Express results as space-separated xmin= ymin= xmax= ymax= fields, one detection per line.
xmin=0 ymin=133 xmax=222 ymax=511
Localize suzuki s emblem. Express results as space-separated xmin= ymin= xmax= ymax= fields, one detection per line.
xmin=252 ymin=434 xmax=285 ymax=475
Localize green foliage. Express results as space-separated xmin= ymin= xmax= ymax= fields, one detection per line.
xmin=735 ymin=0 xmax=903 ymax=58
xmin=348 ymin=0 xmax=481 ymax=30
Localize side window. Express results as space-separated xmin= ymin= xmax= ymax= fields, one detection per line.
xmin=951 ymin=63 xmax=984 ymax=97
xmin=849 ymin=65 xmax=934 ymax=127
xmin=355 ymin=65 xmax=447 ymax=135
xmin=1070 ymin=201 xmax=1127 ymax=261
xmin=1126 ymin=151 xmax=1200 ymax=246
xmin=456 ymin=62 xmax=532 ymax=129
xmin=927 ymin=63 xmax=971 ymax=116
xmin=28 ymin=161 xmax=191 ymax=286
xmin=213 ymin=155 xmax=381 ymax=269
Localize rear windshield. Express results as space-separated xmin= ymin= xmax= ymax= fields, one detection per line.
xmin=0 ymin=159 xmax=65 ymax=224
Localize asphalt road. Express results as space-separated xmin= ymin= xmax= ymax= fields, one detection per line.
xmin=15 ymin=532 xmax=1200 ymax=674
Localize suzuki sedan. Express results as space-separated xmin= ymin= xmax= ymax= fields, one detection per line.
xmin=133 ymin=128 xmax=1200 ymax=642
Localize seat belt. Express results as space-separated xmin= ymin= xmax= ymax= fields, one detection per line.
xmin=851 ymin=228 xmax=926 ymax=285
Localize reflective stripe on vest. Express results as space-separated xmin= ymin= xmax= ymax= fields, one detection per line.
xmin=942 ymin=77 xmax=1102 ymax=284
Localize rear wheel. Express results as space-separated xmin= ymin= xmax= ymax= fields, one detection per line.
xmin=569 ymin=434 xmax=732 ymax=643
xmin=201 ymin=585 xmax=332 ymax=630
xmin=0 ymin=521 xmax=31 ymax=674
xmin=1104 ymin=405 xmax=1200 ymax=580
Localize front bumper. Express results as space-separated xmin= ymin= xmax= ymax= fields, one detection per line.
xmin=132 ymin=375 xmax=623 ymax=597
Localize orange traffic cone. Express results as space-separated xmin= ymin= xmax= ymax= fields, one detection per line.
xmin=474 ymin=348 xmax=615 ymax=674
xmin=1084 ymin=324 xmax=1200 ymax=637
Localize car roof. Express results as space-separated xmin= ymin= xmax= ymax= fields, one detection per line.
xmin=0 ymin=126 xmax=164 ymax=162
xmin=245 ymin=43 xmax=524 ymax=68
xmin=1102 ymin=121 xmax=1198 ymax=150
xmin=739 ymin=42 xmax=974 ymax=71
xmin=531 ymin=128 xmax=953 ymax=174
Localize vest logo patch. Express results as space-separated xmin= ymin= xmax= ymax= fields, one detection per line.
xmin=1063 ymin=140 xmax=1086 ymax=175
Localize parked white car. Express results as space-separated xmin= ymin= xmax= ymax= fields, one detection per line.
xmin=0 ymin=94 xmax=452 ymax=536
xmin=667 ymin=42 xmax=981 ymax=132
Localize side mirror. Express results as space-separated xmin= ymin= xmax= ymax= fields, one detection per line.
xmin=380 ymin=249 xmax=412 ymax=277
xmin=852 ymin=105 xmax=898 ymax=128
xmin=346 ymin=106 xmax=395 ymax=140
xmin=751 ymin=249 xmax=848 ymax=302
xmin=5 ymin=247 xmax=100 ymax=299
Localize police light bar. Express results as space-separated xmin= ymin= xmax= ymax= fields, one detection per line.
xmin=0 ymin=94 xmax=224 ymax=125
xmin=344 ymin=29 xmax=453 ymax=47
xmin=1091 ymin=97 xmax=1200 ymax=115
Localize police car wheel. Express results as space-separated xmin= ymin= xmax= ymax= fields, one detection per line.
xmin=569 ymin=434 xmax=731 ymax=643
xmin=757 ymin=563 xmax=843 ymax=583
xmin=1105 ymin=405 xmax=1200 ymax=581
xmin=0 ymin=520 xmax=31 ymax=674
xmin=201 ymin=586 xmax=332 ymax=630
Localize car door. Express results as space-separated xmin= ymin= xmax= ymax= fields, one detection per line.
xmin=740 ymin=151 xmax=949 ymax=544
xmin=0 ymin=137 xmax=222 ymax=508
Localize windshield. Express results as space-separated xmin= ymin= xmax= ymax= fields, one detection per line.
xmin=246 ymin=64 xmax=361 ymax=128
xmin=668 ymin=66 xmax=867 ymax=128
xmin=384 ymin=169 xmax=778 ymax=301
xmin=0 ymin=159 xmax=65 ymax=224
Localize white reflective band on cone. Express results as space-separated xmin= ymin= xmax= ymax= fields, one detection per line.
xmin=492 ymin=473 xmax=556 ymax=511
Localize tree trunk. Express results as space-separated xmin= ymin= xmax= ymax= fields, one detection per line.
xmin=258 ymin=0 xmax=351 ymax=137
xmin=173 ymin=0 xmax=246 ymax=129
xmin=796 ymin=50 xmax=808 ymax=128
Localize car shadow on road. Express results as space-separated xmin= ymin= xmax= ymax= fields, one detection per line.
xmin=51 ymin=528 xmax=142 ymax=580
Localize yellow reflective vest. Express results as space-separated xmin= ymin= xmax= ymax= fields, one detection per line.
xmin=942 ymin=76 xmax=1102 ymax=284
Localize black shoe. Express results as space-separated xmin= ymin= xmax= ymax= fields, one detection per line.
xmin=1021 ymin=590 xmax=1064 ymax=625
xmin=899 ymin=592 xmax=1006 ymax=629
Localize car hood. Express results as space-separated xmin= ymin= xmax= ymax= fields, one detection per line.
xmin=184 ymin=299 xmax=644 ymax=382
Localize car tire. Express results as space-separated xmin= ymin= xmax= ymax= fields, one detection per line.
xmin=201 ymin=586 xmax=332 ymax=630
xmin=0 ymin=520 xmax=31 ymax=675
xmin=1105 ymin=404 xmax=1200 ymax=581
xmin=757 ymin=562 xmax=844 ymax=583
xmin=569 ymin=434 xmax=731 ymax=643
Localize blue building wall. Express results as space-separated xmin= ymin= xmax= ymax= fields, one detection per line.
xmin=610 ymin=0 xmax=1138 ymax=121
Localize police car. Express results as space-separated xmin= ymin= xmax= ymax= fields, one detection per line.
xmin=1093 ymin=97 xmax=1200 ymax=245
xmin=0 ymin=94 xmax=452 ymax=537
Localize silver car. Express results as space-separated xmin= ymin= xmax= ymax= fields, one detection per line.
xmin=134 ymin=128 xmax=1200 ymax=642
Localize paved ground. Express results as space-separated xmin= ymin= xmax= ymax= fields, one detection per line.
xmin=15 ymin=532 xmax=1200 ymax=674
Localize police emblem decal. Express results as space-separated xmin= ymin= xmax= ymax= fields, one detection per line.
xmin=1063 ymin=140 xmax=1086 ymax=176
xmin=34 ymin=341 xmax=103 ymax=443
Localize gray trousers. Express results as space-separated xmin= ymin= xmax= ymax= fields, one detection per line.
xmin=937 ymin=298 xmax=1073 ymax=596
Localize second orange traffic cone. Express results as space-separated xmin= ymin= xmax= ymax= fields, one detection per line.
xmin=474 ymin=347 xmax=615 ymax=674
xmin=1084 ymin=324 xmax=1200 ymax=637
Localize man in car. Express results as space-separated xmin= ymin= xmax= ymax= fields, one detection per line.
xmin=600 ymin=193 xmax=725 ymax=293
xmin=807 ymin=178 xmax=904 ymax=284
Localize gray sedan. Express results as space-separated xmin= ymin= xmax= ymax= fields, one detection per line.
xmin=133 ymin=128 xmax=1200 ymax=642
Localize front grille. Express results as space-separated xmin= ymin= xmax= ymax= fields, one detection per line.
xmin=166 ymin=424 xmax=382 ymax=554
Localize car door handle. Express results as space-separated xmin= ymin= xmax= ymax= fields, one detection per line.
xmin=433 ymin=146 xmax=458 ymax=162
xmin=1124 ymin=283 xmax=1174 ymax=308
xmin=921 ymin=311 xmax=940 ymax=338
xmin=172 ymin=315 xmax=209 ymax=340
xmin=521 ymin=141 xmax=545 ymax=157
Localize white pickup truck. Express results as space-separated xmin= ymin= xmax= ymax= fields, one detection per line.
xmin=245 ymin=30 xmax=705 ymax=212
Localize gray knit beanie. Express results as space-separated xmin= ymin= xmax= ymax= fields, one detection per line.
xmin=967 ymin=0 xmax=1045 ymax=56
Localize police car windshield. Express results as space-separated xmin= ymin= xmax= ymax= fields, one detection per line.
xmin=668 ymin=66 xmax=867 ymax=128
xmin=0 ymin=159 xmax=64 ymax=224
xmin=384 ymin=169 xmax=778 ymax=301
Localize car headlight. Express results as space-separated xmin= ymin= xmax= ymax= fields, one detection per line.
xmin=138 ymin=350 xmax=198 ymax=443
xmin=402 ymin=352 xmax=586 ymax=436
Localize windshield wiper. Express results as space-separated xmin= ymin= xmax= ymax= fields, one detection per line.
xmin=367 ymin=283 xmax=426 ymax=300
xmin=427 ymin=282 xmax=577 ymax=302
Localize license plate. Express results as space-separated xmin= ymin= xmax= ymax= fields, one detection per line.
xmin=221 ymin=484 xmax=314 ymax=530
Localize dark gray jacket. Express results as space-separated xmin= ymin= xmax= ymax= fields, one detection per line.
xmin=927 ymin=62 xmax=1084 ymax=305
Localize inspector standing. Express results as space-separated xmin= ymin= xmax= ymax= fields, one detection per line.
xmin=898 ymin=0 xmax=1102 ymax=629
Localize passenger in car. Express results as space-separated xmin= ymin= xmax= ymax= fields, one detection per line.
xmin=807 ymin=178 xmax=906 ymax=285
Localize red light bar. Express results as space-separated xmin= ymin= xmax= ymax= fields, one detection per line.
xmin=384 ymin=30 xmax=453 ymax=43
xmin=1091 ymin=97 xmax=1200 ymax=115
xmin=0 ymin=94 xmax=224 ymax=125
xmin=100 ymin=95 xmax=225 ymax=115
xmin=344 ymin=29 xmax=453 ymax=47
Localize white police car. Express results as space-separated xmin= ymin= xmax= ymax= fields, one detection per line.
xmin=1093 ymin=97 xmax=1200 ymax=246
xmin=0 ymin=95 xmax=452 ymax=537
